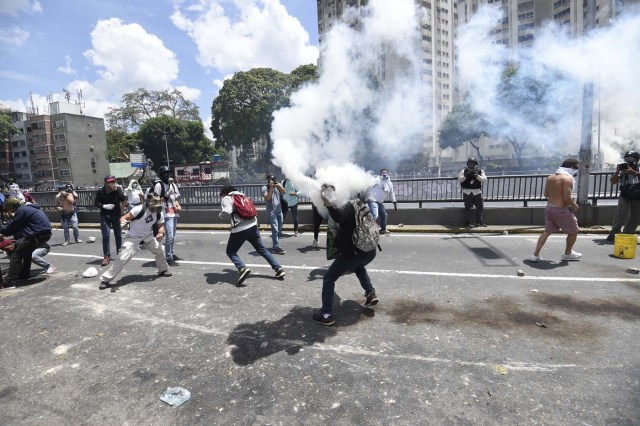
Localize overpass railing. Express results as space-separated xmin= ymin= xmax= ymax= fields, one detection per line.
xmin=28 ymin=172 xmax=619 ymax=210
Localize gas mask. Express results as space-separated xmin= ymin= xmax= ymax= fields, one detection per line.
xmin=160 ymin=173 xmax=171 ymax=184
xmin=132 ymin=182 xmax=139 ymax=189
xmin=146 ymin=193 xmax=163 ymax=213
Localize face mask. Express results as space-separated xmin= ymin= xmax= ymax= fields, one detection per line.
xmin=132 ymin=183 xmax=139 ymax=189
xmin=382 ymin=173 xmax=389 ymax=179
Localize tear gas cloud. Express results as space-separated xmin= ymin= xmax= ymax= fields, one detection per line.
xmin=458 ymin=4 xmax=640 ymax=165
xmin=271 ymin=0 xmax=426 ymax=208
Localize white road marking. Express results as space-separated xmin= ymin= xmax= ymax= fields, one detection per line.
xmin=47 ymin=252 xmax=640 ymax=283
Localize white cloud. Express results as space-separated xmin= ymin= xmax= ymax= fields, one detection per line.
xmin=174 ymin=85 xmax=201 ymax=102
xmin=171 ymin=0 xmax=318 ymax=73
xmin=57 ymin=55 xmax=76 ymax=75
xmin=0 ymin=0 xmax=42 ymax=16
xmin=0 ymin=26 xmax=30 ymax=46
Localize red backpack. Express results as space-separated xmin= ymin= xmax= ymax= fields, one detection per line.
xmin=232 ymin=194 xmax=257 ymax=219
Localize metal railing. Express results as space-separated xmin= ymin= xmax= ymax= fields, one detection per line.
xmin=28 ymin=172 xmax=619 ymax=210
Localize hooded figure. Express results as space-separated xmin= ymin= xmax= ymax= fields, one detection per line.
xmin=126 ymin=179 xmax=144 ymax=207
xmin=8 ymin=184 xmax=25 ymax=203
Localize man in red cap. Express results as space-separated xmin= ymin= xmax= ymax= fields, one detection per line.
xmin=93 ymin=175 xmax=126 ymax=266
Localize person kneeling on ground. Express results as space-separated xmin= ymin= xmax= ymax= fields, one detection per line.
xmin=99 ymin=193 xmax=172 ymax=290
xmin=219 ymin=185 xmax=285 ymax=286
xmin=0 ymin=198 xmax=53 ymax=287
xmin=0 ymin=240 xmax=56 ymax=274
xmin=530 ymin=158 xmax=582 ymax=262
xmin=313 ymin=184 xmax=379 ymax=326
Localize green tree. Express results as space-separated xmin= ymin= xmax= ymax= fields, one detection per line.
xmin=105 ymin=88 xmax=200 ymax=131
xmin=138 ymin=116 xmax=214 ymax=170
xmin=439 ymin=102 xmax=488 ymax=164
xmin=106 ymin=129 xmax=141 ymax=161
xmin=0 ymin=111 xmax=19 ymax=143
xmin=211 ymin=65 xmax=318 ymax=170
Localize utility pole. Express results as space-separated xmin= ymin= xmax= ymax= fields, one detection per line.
xmin=163 ymin=129 xmax=170 ymax=168
xmin=576 ymin=0 xmax=597 ymax=204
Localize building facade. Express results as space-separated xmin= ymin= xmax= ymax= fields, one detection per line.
xmin=7 ymin=101 xmax=110 ymax=189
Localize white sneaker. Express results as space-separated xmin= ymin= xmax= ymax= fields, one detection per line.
xmin=46 ymin=265 xmax=57 ymax=274
xmin=294 ymin=231 xmax=299 ymax=237
xmin=62 ymin=241 xmax=69 ymax=246
xmin=76 ymin=239 xmax=82 ymax=243
xmin=561 ymin=250 xmax=582 ymax=261
xmin=528 ymin=255 xmax=543 ymax=262
xmin=312 ymin=239 xmax=318 ymax=248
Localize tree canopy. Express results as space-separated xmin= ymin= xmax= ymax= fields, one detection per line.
xmin=105 ymin=88 xmax=200 ymax=131
xmin=0 ymin=111 xmax=19 ymax=143
xmin=439 ymin=102 xmax=488 ymax=163
xmin=106 ymin=129 xmax=141 ymax=162
xmin=211 ymin=64 xmax=318 ymax=170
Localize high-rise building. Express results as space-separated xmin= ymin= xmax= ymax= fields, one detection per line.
xmin=6 ymin=101 xmax=110 ymax=188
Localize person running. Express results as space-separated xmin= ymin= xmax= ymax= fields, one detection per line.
xmin=94 ymin=175 xmax=126 ymax=266
xmin=529 ymin=158 xmax=581 ymax=262
xmin=219 ymin=185 xmax=285 ymax=286
xmin=99 ymin=193 xmax=172 ymax=290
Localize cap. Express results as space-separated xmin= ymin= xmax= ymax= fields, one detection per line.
xmin=105 ymin=175 xmax=116 ymax=182
xmin=0 ymin=239 xmax=16 ymax=250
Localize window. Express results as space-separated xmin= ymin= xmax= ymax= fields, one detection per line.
xmin=13 ymin=152 xmax=20 ymax=158
xmin=53 ymin=120 xmax=65 ymax=128
xmin=554 ymin=8 xmax=570 ymax=19
xmin=59 ymin=169 xmax=71 ymax=177
xmin=57 ymin=158 xmax=69 ymax=165
xmin=54 ymin=133 xmax=66 ymax=141
xmin=518 ymin=11 xmax=534 ymax=20
xmin=31 ymin=121 xmax=45 ymax=130
xmin=55 ymin=145 xmax=68 ymax=153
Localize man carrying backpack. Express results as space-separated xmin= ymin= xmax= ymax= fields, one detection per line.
xmin=98 ymin=193 xmax=172 ymax=290
xmin=219 ymin=185 xmax=285 ymax=286
xmin=313 ymin=184 xmax=379 ymax=326
xmin=148 ymin=166 xmax=182 ymax=266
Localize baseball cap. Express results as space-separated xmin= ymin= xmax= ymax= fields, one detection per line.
xmin=105 ymin=175 xmax=116 ymax=182
xmin=0 ymin=239 xmax=16 ymax=250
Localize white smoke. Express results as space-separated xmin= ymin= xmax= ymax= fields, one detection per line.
xmin=458 ymin=4 xmax=640 ymax=165
xmin=271 ymin=0 xmax=426 ymax=208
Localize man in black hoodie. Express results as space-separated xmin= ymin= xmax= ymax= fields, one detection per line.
xmin=0 ymin=197 xmax=52 ymax=287
xmin=313 ymin=184 xmax=378 ymax=326
xmin=94 ymin=175 xmax=126 ymax=266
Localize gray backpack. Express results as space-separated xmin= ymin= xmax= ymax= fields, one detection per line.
xmin=350 ymin=199 xmax=380 ymax=253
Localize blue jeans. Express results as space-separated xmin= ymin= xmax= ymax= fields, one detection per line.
xmin=321 ymin=250 xmax=376 ymax=315
xmin=226 ymin=225 xmax=281 ymax=271
xmin=32 ymin=242 xmax=51 ymax=269
xmin=164 ymin=216 xmax=177 ymax=260
xmin=367 ymin=201 xmax=387 ymax=231
xmin=100 ymin=214 xmax=122 ymax=257
xmin=268 ymin=209 xmax=283 ymax=248
xmin=61 ymin=211 xmax=79 ymax=242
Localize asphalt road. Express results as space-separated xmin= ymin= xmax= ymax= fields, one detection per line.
xmin=1 ymin=228 xmax=639 ymax=425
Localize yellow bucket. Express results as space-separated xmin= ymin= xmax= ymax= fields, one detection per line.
xmin=614 ymin=234 xmax=638 ymax=259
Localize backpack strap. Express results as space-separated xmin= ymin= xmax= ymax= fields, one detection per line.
xmin=132 ymin=206 xmax=147 ymax=221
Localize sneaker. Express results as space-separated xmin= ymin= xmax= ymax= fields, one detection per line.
xmin=475 ymin=223 xmax=487 ymax=227
xmin=528 ymin=255 xmax=543 ymax=262
xmin=99 ymin=281 xmax=110 ymax=290
xmin=464 ymin=223 xmax=472 ymax=228
xmin=76 ymin=239 xmax=83 ymax=243
xmin=605 ymin=235 xmax=615 ymax=242
xmin=272 ymin=247 xmax=286 ymax=255
xmin=167 ymin=259 xmax=179 ymax=267
xmin=101 ymin=256 xmax=110 ymax=266
xmin=62 ymin=241 xmax=69 ymax=246
xmin=275 ymin=267 xmax=286 ymax=278
xmin=364 ymin=293 xmax=379 ymax=306
xmin=312 ymin=313 xmax=335 ymax=326
xmin=561 ymin=251 xmax=582 ymax=261
xmin=380 ymin=229 xmax=391 ymax=235
xmin=158 ymin=270 xmax=173 ymax=277
xmin=294 ymin=231 xmax=299 ymax=237
xmin=46 ymin=265 xmax=57 ymax=274
xmin=312 ymin=239 xmax=318 ymax=248
xmin=237 ymin=267 xmax=251 ymax=286
xmin=172 ymin=254 xmax=182 ymax=261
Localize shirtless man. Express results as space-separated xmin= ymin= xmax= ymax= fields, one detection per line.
xmin=530 ymin=158 xmax=582 ymax=261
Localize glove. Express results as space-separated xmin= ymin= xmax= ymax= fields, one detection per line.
xmin=103 ymin=204 xmax=115 ymax=210
xmin=393 ymin=202 xmax=398 ymax=211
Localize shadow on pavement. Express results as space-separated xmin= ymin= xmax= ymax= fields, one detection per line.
xmin=522 ymin=259 xmax=569 ymax=270
xmin=108 ymin=274 xmax=160 ymax=291
xmin=306 ymin=268 xmax=326 ymax=282
xmin=204 ymin=270 xmax=237 ymax=286
xmin=227 ymin=296 xmax=375 ymax=365
xmin=297 ymin=245 xmax=324 ymax=254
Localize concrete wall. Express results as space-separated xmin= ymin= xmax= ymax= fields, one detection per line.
xmin=47 ymin=205 xmax=617 ymax=227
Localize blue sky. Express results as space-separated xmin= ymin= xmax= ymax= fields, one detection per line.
xmin=0 ymin=0 xmax=319 ymax=131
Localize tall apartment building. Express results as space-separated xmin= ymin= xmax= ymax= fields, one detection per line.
xmin=6 ymin=101 xmax=110 ymax=189
xmin=316 ymin=0 xmax=458 ymax=170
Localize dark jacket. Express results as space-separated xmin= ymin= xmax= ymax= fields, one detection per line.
xmin=327 ymin=201 xmax=357 ymax=256
xmin=1 ymin=204 xmax=52 ymax=239
xmin=94 ymin=185 xmax=126 ymax=216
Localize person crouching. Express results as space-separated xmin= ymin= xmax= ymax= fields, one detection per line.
xmin=99 ymin=193 xmax=172 ymax=290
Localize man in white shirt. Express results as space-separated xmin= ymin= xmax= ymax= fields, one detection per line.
xmin=365 ymin=168 xmax=397 ymax=235
xmin=458 ymin=157 xmax=488 ymax=228
xmin=148 ymin=166 xmax=182 ymax=266
xmin=99 ymin=193 xmax=172 ymax=290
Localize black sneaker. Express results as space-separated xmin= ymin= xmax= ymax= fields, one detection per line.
xmin=475 ymin=223 xmax=487 ymax=227
xmin=237 ymin=267 xmax=251 ymax=286
xmin=312 ymin=313 xmax=335 ymax=326
xmin=158 ymin=270 xmax=173 ymax=277
xmin=172 ymin=255 xmax=182 ymax=261
xmin=365 ymin=293 xmax=379 ymax=306
xmin=605 ymin=235 xmax=614 ymax=242
xmin=271 ymin=247 xmax=286 ymax=255
xmin=167 ymin=259 xmax=179 ymax=267
xmin=275 ymin=268 xmax=286 ymax=278
xmin=99 ymin=281 xmax=110 ymax=290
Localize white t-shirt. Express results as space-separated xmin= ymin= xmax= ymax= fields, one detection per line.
xmin=127 ymin=204 xmax=164 ymax=238
xmin=127 ymin=188 xmax=144 ymax=205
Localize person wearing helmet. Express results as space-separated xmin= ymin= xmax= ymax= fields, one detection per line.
xmin=55 ymin=183 xmax=81 ymax=245
xmin=94 ymin=175 xmax=126 ymax=266
xmin=607 ymin=150 xmax=640 ymax=242
xmin=147 ymin=166 xmax=182 ymax=266
xmin=0 ymin=197 xmax=53 ymax=287
xmin=458 ymin=157 xmax=488 ymax=228
xmin=98 ymin=192 xmax=172 ymax=290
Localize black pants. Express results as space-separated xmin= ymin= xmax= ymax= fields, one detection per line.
xmin=463 ymin=192 xmax=484 ymax=225
xmin=312 ymin=205 xmax=325 ymax=240
xmin=7 ymin=233 xmax=52 ymax=281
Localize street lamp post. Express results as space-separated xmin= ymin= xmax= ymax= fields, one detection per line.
xmin=163 ymin=130 xmax=170 ymax=168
